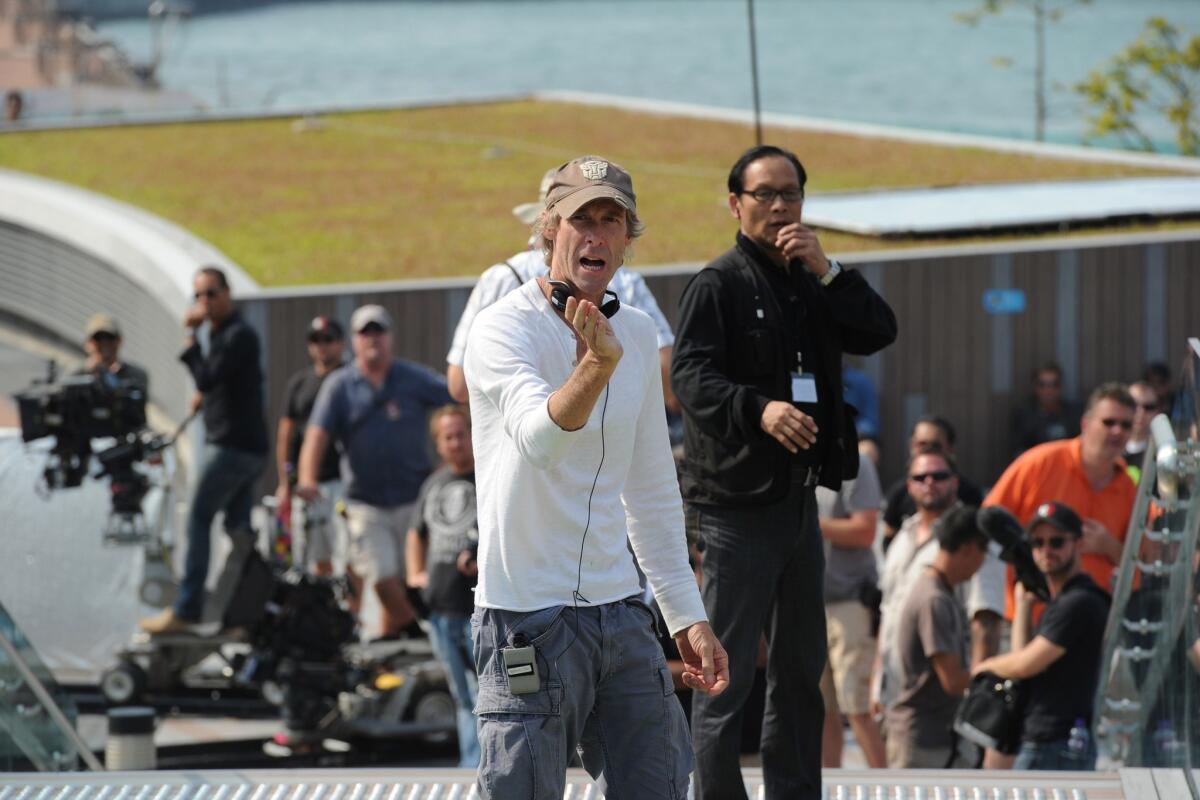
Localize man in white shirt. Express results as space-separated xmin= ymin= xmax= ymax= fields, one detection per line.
xmin=446 ymin=168 xmax=677 ymax=410
xmin=464 ymin=155 xmax=728 ymax=800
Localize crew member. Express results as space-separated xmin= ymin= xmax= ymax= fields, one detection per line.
xmin=672 ymin=144 xmax=896 ymax=799
xmin=299 ymin=304 xmax=452 ymax=639
xmin=141 ymin=266 xmax=268 ymax=634
xmin=79 ymin=313 xmax=148 ymax=392
xmin=275 ymin=315 xmax=346 ymax=574
xmin=974 ymin=501 xmax=1110 ymax=771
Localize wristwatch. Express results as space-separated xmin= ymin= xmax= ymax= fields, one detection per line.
xmin=819 ymin=259 xmax=842 ymax=287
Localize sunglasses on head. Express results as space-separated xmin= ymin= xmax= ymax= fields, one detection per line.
xmin=909 ymin=470 xmax=952 ymax=484
xmin=194 ymin=288 xmax=222 ymax=300
xmin=1100 ymin=417 xmax=1133 ymax=431
xmin=1030 ymin=535 xmax=1070 ymax=550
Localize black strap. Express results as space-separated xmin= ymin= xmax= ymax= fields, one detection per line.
xmin=502 ymin=259 xmax=525 ymax=289
xmin=335 ymin=370 xmax=391 ymax=453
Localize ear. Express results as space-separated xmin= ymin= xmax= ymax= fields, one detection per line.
xmin=728 ymin=193 xmax=741 ymax=220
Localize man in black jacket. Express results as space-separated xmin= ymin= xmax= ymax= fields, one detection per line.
xmin=672 ymin=145 xmax=897 ymax=800
xmin=141 ymin=266 xmax=268 ymax=634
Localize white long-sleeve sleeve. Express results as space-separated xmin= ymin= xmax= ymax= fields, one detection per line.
xmin=465 ymin=282 xmax=705 ymax=633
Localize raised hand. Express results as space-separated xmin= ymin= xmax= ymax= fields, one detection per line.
xmin=566 ymin=295 xmax=623 ymax=366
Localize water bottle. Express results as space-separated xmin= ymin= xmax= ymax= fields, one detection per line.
xmin=1067 ymin=718 xmax=1090 ymax=756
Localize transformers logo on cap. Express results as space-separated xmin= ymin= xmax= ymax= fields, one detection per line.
xmin=579 ymin=160 xmax=608 ymax=181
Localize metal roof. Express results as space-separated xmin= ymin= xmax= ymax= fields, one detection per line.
xmin=802 ymin=177 xmax=1200 ymax=237
xmin=0 ymin=767 xmax=1184 ymax=800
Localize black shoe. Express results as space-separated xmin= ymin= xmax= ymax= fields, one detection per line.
xmin=370 ymin=620 xmax=426 ymax=643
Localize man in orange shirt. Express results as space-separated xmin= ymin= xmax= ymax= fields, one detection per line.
xmin=985 ymin=383 xmax=1137 ymax=617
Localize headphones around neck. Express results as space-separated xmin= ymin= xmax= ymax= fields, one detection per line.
xmin=547 ymin=279 xmax=621 ymax=319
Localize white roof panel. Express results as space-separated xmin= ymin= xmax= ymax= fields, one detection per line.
xmin=803 ymin=177 xmax=1200 ymax=236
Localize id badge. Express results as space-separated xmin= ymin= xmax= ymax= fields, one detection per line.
xmin=791 ymin=372 xmax=818 ymax=404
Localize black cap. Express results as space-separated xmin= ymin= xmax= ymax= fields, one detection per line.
xmin=308 ymin=315 xmax=344 ymax=341
xmin=1028 ymin=501 xmax=1083 ymax=538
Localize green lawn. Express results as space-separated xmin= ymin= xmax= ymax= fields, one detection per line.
xmin=0 ymin=100 xmax=1184 ymax=285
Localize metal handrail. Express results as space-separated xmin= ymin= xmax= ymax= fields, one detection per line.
xmin=0 ymin=626 xmax=103 ymax=770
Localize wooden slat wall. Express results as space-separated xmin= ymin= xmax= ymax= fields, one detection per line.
xmin=245 ymin=237 xmax=1200 ymax=495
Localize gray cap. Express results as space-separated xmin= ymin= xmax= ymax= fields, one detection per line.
xmin=85 ymin=313 xmax=120 ymax=338
xmin=350 ymin=304 xmax=392 ymax=332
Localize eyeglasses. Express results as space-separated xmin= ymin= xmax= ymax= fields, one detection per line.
xmin=1100 ymin=418 xmax=1133 ymax=431
xmin=1030 ymin=535 xmax=1069 ymax=550
xmin=909 ymin=470 xmax=953 ymax=483
xmin=356 ymin=323 xmax=386 ymax=335
xmin=194 ymin=288 xmax=222 ymax=300
xmin=309 ymin=334 xmax=340 ymax=344
xmin=740 ymin=187 xmax=804 ymax=204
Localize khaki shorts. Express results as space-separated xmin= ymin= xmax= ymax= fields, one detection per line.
xmin=293 ymin=479 xmax=343 ymax=567
xmin=885 ymin=732 xmax=954 ymax=769
xmin=821 ymin=600 xmax=876 ymax=716
xmin=343 ymin=500 xmax=413 ymax=583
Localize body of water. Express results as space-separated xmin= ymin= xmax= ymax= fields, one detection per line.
xmin=97 ymin=0 xmax=1200 ymax=149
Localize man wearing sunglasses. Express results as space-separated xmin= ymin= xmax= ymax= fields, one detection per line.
xmin=973 ymin=501 xmax=1110 ymax=770
xmin=875 ymin=451 xmax=1004 ymax=731
xmin=78 ymin=313 xmax=148 ymax=393
xmin=1123 ymin=381 xmax=1159 ymax=482
xmin=275 ymin=316 xmax=347 ymax=575
xmin=142 ymin=266 xmax=268 ymax=635
xmin=298 ymin=304 xmax=452 ymax=639
xmin=986 ymin=383 xmax=1137 ymax=621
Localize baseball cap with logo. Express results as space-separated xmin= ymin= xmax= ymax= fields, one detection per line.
xmin=350 ymin=304 xmax=392 ymax=333
xmin=512 ymin=168 xmax=558 ymax=226
xmin=1027 ymin=501 xmax=1083 ymax=538
xmin=543 ymin=156 xmax=637 ymax=220
xmin=86 ymin=313 xmax=121 ymax=338
xmin=307 ymin=315 xmax=344 ymax=341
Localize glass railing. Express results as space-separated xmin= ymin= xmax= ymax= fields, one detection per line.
xmin=1095 ymin=338 xmax=1200 ymax=797
xmin=0 ymin=597 xmax=99 ymax=771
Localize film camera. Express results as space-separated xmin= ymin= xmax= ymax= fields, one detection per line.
xmin=15 ymin=362 xmax=168 ymax=540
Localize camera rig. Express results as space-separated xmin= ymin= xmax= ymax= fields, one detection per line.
xmin=15 ymin=361 xmax=177 ymax=543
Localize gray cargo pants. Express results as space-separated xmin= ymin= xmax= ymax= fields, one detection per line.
xmin=472 ymin=597 xmax=692 ymax=800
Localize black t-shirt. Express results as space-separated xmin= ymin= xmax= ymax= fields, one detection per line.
xmin=412 ymin=467 xmax=478 ymax=615
xmin=282 ymin=366 xmax=342 ymax=483
xmin=882 ymin=475 xmax=985 ymax=532
xmin=1022 ymin=573 xmax=1111 ymax=742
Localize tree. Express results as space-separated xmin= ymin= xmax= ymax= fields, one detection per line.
xmin=1075 ymin=18 xmax=1200 ymax=156
xmin=955 ymin=0 xmax=1092 ymax=142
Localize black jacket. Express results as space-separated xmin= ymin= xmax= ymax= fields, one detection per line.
xmin=180 ymin=310 xmax=268 ymax=455
xmin=671 ymin=234 xmax=897 ymax=506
